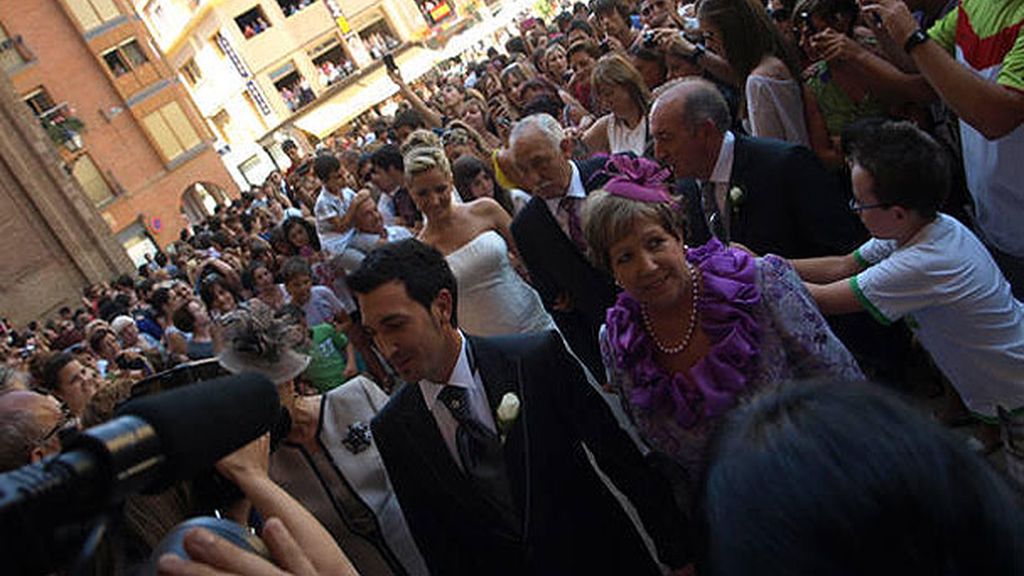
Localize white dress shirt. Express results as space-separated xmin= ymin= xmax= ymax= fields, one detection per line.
xmin=418 ymin=332 xmax=497 ymax=470
xmin=543 ymin=161 xmax=586 ymax=241
xmin=707 ymin=130 xmax=736 ymax=215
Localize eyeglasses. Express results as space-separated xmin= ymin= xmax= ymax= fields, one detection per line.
xmin=848 ymin=198 xmax=892 ymax=212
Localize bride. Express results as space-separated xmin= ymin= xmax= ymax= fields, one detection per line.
xmin=403 ymin=144 xmax=558 ymax=337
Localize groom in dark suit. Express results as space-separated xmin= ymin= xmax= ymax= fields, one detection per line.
xmin=349 ymin=239 xmax=690 ymax=576
xmin=508 ymin=114 xmax=618 ymax=379
xmin=651 ymin=78 xmax=866 ymax=258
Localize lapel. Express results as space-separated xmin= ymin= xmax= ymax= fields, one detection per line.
xmin=467 ymin=336 xmax=530 ymax=538
xmin=727 ymin=136 xmax=754 ymax=243
xmin=527 ymin=195 xmax=586 ymax=265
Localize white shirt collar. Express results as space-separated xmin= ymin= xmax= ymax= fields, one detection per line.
xmin=544 ymin=161 xmax=585 ymax=214
xmin=419 ymin=331 xmax=475 ymax=413
xmin=708 ymin=130 xmax=736 ymax=185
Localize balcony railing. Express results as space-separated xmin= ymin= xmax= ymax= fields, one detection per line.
xmin=0 ymin=35 xmax=35 ymax=75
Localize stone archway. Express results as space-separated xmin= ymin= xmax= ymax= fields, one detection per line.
xmin=180 ymin=181 xmax=229 ymax=227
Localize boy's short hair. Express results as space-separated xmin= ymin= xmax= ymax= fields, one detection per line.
xmin=280 ymin=256 xmax=313 ymax=283
xmin=313 ymin=154 xmax=341 ymax=182
xmin=842 ymin=119 xmax=949 ymax=220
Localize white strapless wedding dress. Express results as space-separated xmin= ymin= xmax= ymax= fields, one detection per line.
xmin=445 ymin=230 xmax=558 ymax=337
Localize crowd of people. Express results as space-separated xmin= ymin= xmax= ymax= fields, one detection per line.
xmin=2 ymin=0 xmax=1023 ymax=573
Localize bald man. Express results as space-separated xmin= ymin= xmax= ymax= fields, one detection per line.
xmin=650 ymin=78 xmax=865 ymax=259
xmin=0 ymin=390 xmax=66 ymax=472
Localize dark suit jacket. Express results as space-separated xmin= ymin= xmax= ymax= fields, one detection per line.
xmin=510 ymin=156 xmax=618 ymax=378
xmin=680 ymin=135 xmax=867 ymax=258
xmin=371 ymin=332 xmax=689 ymax=576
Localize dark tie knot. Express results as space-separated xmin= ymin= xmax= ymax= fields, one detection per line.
xmin=438 ymin=385 xmax=472 ymax=422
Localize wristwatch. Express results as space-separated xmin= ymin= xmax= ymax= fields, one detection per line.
xmin=686 ymin=43 xmax=706 ymax=65
xmin=903 ymin=28 xmax=930 ymax=54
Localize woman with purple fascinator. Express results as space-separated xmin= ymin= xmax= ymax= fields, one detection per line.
xmin=581 ymin=155 xmax=862 ymax=524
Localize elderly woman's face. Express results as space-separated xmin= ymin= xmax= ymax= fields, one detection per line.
xmin=608 ymin=218 xmax=688 ymax=309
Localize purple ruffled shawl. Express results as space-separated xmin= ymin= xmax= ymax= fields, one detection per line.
xmin=605 ymin=239 xmax=761 ymax=428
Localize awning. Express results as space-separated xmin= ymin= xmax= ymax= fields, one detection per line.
xmin=288 ymin=46 xmax=438 ymax=139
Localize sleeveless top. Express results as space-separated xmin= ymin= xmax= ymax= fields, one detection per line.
xmin=606 ymin=114 xmax=649 ymax=156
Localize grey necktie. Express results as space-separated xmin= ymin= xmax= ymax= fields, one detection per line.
xmin=437 ymin=385 xmax=521 ymax=534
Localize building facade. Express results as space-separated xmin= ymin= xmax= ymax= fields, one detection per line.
xmin=0 ymin=0 xmax=239 ymax=263
xmin=134 ymin=0 xmax=462 ymax=189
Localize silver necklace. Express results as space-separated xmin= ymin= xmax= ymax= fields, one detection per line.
xmin=640 ymin=262 xmax=700 ymax=355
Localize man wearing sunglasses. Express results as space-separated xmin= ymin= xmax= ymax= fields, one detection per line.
xmin=0 ymin=389 xmax=69 ymax=472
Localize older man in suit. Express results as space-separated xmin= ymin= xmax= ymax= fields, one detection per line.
xmin=651 ymin=78 xmax=866 ymax=258
xmin=652 ymin=78 xmax=909 ymax=382
xmin=508 ymin=114 xmax=617 ymax=379
xmin=350 ymin=239 xmax=691 ymax=576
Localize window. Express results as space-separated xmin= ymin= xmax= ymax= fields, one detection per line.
xmin=65 ymin=0 xmax=121 ymax=31
xmin=180 ymin=58 xmax=202 ymax=85
xmin=71 ymin=154 xmax=115 ymax=205
xmin=276 ymin=0 xmax=315 ymax=17
xmin=234 ymin=6 xmax=271 ymax=39
xmin=310 ymin=38 xmax=354 ymax=87
xmin=142 ymin=102 xmax=202 ymax=162
xmin=121 ymin=40 xmax=149 ymax=67
xmin=358 ymin=20 xmax=401 ymax=60
xmin=102 ymin=48 xmax=130 ymax=76
xmin=270 ymin=62 xmax=314 ymax=112
xmin=211 ymin=109 xmax=231 ymax=143
xmin=23 ymin=87 xmax=56 ymax=116
xmin=102 ymin=39 xmax=149 ymax=77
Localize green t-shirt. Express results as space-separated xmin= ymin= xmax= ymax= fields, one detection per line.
xmin=305 ymin=323 xmax=349 ymax=393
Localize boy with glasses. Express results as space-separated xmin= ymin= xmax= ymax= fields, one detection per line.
xmin=791 ymin=120 xmax=1024 ymax=446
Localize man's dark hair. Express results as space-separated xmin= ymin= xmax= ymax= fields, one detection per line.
xmin=842 ymin=119 xmax=949 ymax=220
xmin=282 ymin=139 xmax=298 ymax=153
xmin=172 ymin=303 xmax=196 ymax=333
xmin=505 ymin=36 xmax=528 ymax=56
xmin=706 ymin=380 xmax=1024 ymax=575
xmin=568 ymin=18 xmax=595 ymax=37
xmin=522 ymin=93 xmax=565 ymax=119
xmin=280 ymin=256 xmax=313 ymax=283
xmin=371 ymin=144 xmax=404 ymax=173
xmin=393 ymin=109 xmax=426 ymax=132
xmin=58 ymin=306 xmax=71 ymax=316
xmin=555 ymin=10 xmax=574 ymax=31
xmin=590 ymin=0 xmax=631 ymax=20
xmin=348 ymin=239 xmax=459 ymax=327
xmin=313 ymin=153 xmax=341 ymax=183
xmin=41 ymin=351 xmax=75 ymax=392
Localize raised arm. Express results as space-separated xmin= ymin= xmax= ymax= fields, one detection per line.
xmin=387 ymin=68 xmax=444 ymax=128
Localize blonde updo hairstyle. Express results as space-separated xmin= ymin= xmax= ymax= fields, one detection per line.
xmin=403 ymin=145 xmax=452 ymax=184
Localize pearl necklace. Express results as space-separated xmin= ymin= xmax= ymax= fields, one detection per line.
xmin=640 ymin=262 xmax=700 ymax=356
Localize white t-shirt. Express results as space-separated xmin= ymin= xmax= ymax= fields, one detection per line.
xmin=314 ymin=186 xmax=357 ymax=254
xmin=852 ymin=214 xmax=1024 ymax=417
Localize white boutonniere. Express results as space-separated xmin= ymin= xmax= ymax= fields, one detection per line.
xmin=496 ymin=392 xmax=520 ymax=440
xmin=729 ymin=186 xmax=745 ymax=214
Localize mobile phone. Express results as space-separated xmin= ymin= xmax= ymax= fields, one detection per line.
xmin=799 ymin=11 xmax=817 ymax=34
xmin=383 ymin=53 xmax=398 ymax=73
xmin=643 ymin=31 xmax=657 ymax=49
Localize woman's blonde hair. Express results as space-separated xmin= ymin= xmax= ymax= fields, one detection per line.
xmin=581 ymin=189 xmax=684 ymax=273
xmin=403 ymin=145 xmax=451 ymax=182
xmin=591 ymin=53 xmax=652 ymax=114
xmin=400 ymin=129 xmax=442 ymax=155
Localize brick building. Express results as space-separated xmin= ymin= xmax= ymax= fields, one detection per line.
xmin=0 ymin=0 xmax=239 ymax=264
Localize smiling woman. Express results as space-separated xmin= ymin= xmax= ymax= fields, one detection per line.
xmin=403 ymin=145 xmax=559 ymax=339
xmin=581 ymin=155 xmax=862 ymax=541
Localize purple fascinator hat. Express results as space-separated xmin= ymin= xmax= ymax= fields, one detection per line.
xmin=598 ymin=155 xmax=673 ymax=203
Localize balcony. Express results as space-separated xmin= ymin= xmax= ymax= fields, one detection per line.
xmin=0 ymin=35 xmax=35 ymax=75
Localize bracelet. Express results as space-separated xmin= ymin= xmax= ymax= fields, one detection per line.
xmin=903 ymin=28 xmax=929 ymax=54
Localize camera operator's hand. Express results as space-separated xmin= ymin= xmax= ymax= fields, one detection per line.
xmin=157 ymin=518 xmax=333 ymax=576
